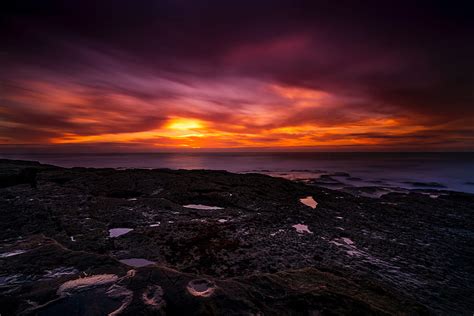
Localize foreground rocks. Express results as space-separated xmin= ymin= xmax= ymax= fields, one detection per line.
xmin=0 ymin=159 xmax=473 ymax=315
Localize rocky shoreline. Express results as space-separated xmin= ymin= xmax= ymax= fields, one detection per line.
xmin=0 ymin=159 xmax=473 ymax=315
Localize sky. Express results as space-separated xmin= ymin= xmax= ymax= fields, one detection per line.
xmin=1 ymin=0 xmax=473 ymax=152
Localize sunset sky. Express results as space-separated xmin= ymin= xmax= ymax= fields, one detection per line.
xmin=1 ymin=1 xmax=473 ymax=152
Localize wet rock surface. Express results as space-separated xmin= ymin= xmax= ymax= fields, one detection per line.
xmin=0 ymin=159 xmax=473 ymax=315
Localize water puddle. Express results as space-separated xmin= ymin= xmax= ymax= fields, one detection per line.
xmin=0 ymin=274 xmax=31 ymax=287
xmin=292 ymin=224 xmax=313 ymax=234
xmin=142 ymin=285 xmax=165 ymax=309
xmin=109 ymin=228 xmax=133 ymax=238
xmin=106 ymin=284 xmax=133 ymax=316
xmin=119 ymin=258 xmax=155 ymax=268
xmin=419 ymin=192 xmax=443 ymax=199
xmin=270 ymin=229 xmax=285 ymax=237
xmin=343 ymin=186 xmax=392 ymax=198
xmin=42 ymin=267 xmax=78 ymax=280
xmin=329 ymin=240 xmax=344 ymax=246
xmin=0 ymin=249 xmax=27 ymax=258
xmin=217 ymin=219 xmax=228 ymax=223
xmin=250 ymin=170 xmax=326 ymax=182
xmin=39 ymin=275 xmax=131 ymax=316
xmin=341 ymin=237 xmax=354 ymax=245
xmin=183 ymin=204 xmax=223 ymax=210
xmin=57 ymin=274 xmax=119 ymax=295
xmin=191 ymin=219 xmax=207 ymax=223
xmin=186 ymin=279 xmax=216 ymax=297
xmin=300 ymin=196 xmax=318 ymax=209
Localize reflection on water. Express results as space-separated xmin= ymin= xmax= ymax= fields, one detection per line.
xmin=186 ymin=279 xmax=216 ymax=297
xmin=142 ymin=285 xmax=165 ymax=309
xmin=109 ymin=228 xmax=133 ymax=238
xmin=39 ymin=274 xmax=130 ymax=316
xmin=0 ymin=249 xmax=27 ymax=258
xmin=57 ymin=274 xmax=119 ymax=295
xmin=300 ymin=196 xmax=317 ymax=209
xmin=42 ymin=267 xmax=78 ymax=279
xmin=119 ymin=258 xmax=155 ymax=268
xmin=292 ymin=224 xmax=313 ymax=234
xmin=183 ymin=204 xmax=223 ymax=210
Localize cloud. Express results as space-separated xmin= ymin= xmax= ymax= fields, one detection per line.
xmin=1 ymin=0 xmax=473 ymax=150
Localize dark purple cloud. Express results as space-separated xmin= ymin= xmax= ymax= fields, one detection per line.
xmin=1 ymin=0 xmax=473 ymax=150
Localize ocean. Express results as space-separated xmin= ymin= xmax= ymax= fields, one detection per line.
xmin=1 ymin=152 xmax=473 ymax=193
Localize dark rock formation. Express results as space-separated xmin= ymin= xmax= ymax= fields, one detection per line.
xmin=0 ymin=167 xmax=37 ymax=188
xmin=0 ymin=159 xmax=472 ymax=315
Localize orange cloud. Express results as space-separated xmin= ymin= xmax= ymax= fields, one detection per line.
xmin=2 ymin=70 xmax=473 ymax=150
xmin=270 ymin=84 xmax=329 ymax=101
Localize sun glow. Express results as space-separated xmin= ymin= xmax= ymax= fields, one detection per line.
xmin=165 ymin=118 xmax=204 ymax=131
xmin=5 ymin=77 xmax=448 ymax=150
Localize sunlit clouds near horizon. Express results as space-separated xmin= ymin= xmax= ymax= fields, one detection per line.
xmin=1 ymin=1 xmax=473 ymax=151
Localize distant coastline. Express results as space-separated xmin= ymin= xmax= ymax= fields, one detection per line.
xmin=1 ymin=152 xmax=473 ymax=193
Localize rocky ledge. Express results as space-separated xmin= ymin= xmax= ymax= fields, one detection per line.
xmin=0 ymin=159 xmax=473 ymax=315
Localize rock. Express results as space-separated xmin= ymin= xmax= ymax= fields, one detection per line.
xmin=403 ymin=181 xmax=447 ymax=188
xmin=0 ymin=159 xmax=472 ymax=315
xmin=0 ymin=168 xmax=37 ymax=188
